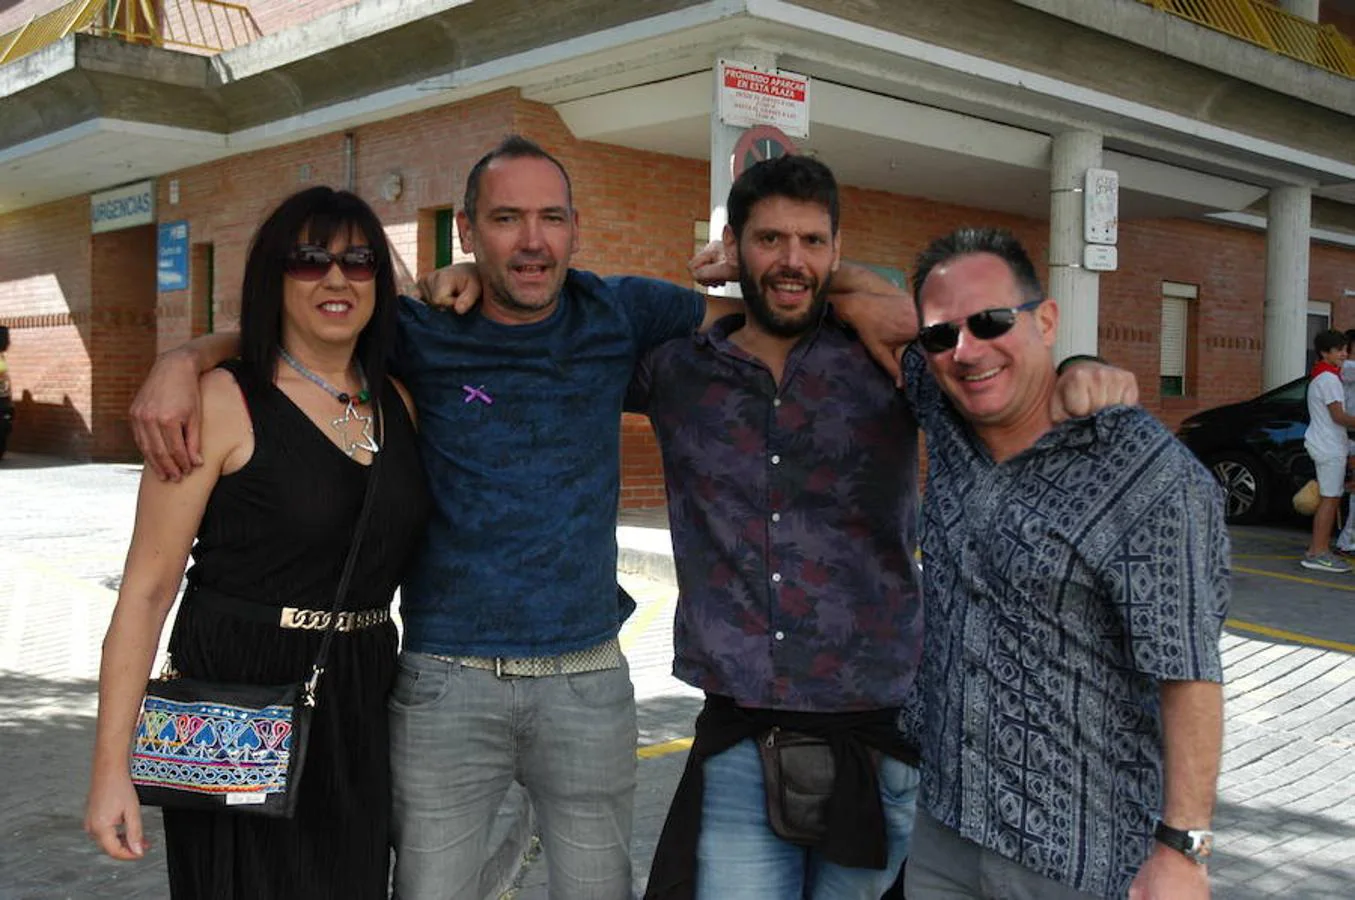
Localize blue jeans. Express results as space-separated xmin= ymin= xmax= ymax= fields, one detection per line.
xmin=389 ymin=651 xmax=638 ymax=900
xmin=696 ymin=738 xmax=919 ymax=899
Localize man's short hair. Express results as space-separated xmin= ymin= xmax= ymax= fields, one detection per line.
xmin=727 ymin=154 xmax=840 ymax=241
xmin=911 ymin=227 xmax=1043 ymax=316
xmin=1342 ymin=328 xmax=1355 ymax=349
xmin=463 ymin=135 xmax=573 ymax=222
xmin=1315 ymin=328 xmax=1347 ymax=355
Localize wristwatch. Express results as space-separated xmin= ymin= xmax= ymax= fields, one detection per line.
xmin=1154 ymin=821 xmax=1214 ymax=863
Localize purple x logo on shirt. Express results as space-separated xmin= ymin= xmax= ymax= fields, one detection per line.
xmin=462 ymin=385 xmax=493 ymax=405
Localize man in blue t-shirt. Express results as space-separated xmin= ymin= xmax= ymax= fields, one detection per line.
xmin=128 ymin=135 xmax=917 ymax=900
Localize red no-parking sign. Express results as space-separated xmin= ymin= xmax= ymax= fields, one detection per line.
xmin=732 ymin=125 xmax=798 ymax=179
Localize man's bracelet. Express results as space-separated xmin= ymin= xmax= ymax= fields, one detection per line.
xmin=1056 ymin=354 xmax=1107 ymax=375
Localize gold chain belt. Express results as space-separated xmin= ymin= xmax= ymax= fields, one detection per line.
xmin=427 ymin=637 xmax=622 ymax=678
xmin=279 ymin=606 xmax=390 ymax=632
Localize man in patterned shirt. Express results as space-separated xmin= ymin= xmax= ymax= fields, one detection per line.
xmin=902 ymin=227 xmax=1229 ymax=900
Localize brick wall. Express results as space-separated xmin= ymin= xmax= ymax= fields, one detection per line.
xmin=89 ymin=225 xmax=157 ymax=459
xmin=0 ymin=196 xmax=94 ymax=457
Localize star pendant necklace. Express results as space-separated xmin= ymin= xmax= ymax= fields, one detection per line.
xmin=279 ymin=347 xmax=380 ymax=457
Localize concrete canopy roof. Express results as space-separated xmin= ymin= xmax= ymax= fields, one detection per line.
xmin=0 ymin=0 xmax=1351 ymax=226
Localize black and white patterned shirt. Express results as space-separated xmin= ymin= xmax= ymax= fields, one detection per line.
xmin=904 ymin=347 xmax=1229 ymax=898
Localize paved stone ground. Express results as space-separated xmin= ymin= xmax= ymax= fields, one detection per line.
xmin=2 ymin=455 xmax=1354 ymax=898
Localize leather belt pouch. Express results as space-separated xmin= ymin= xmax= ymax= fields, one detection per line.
xmin=757 ymin=726 xmax=834 ymax=846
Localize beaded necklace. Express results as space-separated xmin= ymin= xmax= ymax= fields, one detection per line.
xmin=279 ymin=347 xmax=380 ymax=457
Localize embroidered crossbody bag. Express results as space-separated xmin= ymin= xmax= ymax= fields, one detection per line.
xmin=128 ymin=410 xmax=383 ymax=818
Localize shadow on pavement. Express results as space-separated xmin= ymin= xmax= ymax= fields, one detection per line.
xmin=0 ymin=670 xmax=170 ymax=899
xmin=1212 ymin=798 xmax=1355 ymax=899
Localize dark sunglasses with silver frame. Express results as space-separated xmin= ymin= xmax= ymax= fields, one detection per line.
xmin=917 ymin=297 xmax=1045 ymax=354
xmin=285 ymin=244 xmax=379 ymax=283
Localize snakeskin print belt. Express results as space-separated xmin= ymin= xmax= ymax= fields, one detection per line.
xmin=427 ymin=637 xmax=622 ymax=678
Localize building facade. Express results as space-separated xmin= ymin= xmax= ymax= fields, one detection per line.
xmin=2 ymin=0 xmax=1354 ymax=506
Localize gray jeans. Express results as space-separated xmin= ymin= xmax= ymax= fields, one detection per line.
xmin=904 ymin=809 xmax=1100 ymax=900
xmin=389 ymin=650 xmax=638 ymax=900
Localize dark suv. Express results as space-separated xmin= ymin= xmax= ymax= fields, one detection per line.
xmin=0 ymin=325 xmax=11 ymax=459
xmin=1176 ymin=376 xmax=1312 ymax=524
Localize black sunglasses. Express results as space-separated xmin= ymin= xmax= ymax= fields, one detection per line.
xmin=285 ymin=244 xmax=378 ymax=282
xmin=917 ymin=298 xmax=1045 ymax=353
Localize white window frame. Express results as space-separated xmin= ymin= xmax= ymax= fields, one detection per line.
xmin=1160 ymin=282 xmax=1196 ymax=398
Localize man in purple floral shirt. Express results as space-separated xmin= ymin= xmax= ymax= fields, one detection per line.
xmin=639 ymin=157 xmax=1140 ymax=900
xmin=637 ymin=156 xmax=922 ymax=900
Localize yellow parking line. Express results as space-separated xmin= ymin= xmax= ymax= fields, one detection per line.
xmin=637 ymin=736 xmax=693 ymax=759
xmin=619 ymin=591 xmax=674 ymax=655
xmin=1232 ymin=564 xmax=1355 ymax=593
xmin=1225 ymin=618 xmax=1355 ymax=655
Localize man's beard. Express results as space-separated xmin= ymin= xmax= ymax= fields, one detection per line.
xmin=484 ymin=261 xmax=564 ymax=315
xmin=738 ymin=266 xmax=831 ymax=338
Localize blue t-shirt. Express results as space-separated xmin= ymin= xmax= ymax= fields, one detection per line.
xmin=394 ymin=269 xmax=704 ymax=656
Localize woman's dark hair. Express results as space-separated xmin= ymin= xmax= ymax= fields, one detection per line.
xmin=239 ymin=187 xmax=398 ymax=399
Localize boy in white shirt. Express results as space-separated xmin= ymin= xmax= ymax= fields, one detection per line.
xmin=1303 ymin=329 xmax=1355 ymax=572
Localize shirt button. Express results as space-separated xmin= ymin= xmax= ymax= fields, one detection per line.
xmin=771 ymin=572 xmax=782 ymax=583
xmin=774 ymin=631 xmax=785 ymax=640
xmin=771 ymin=454 xmax=781 ymax=465
xmin=771 ymin=512 xmax=781 ymax=523
xmin=773 ymin=398 xmax=782 ymax=407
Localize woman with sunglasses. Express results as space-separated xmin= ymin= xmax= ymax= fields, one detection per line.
xmin=85 ymin=187 xmax=430 ymax=898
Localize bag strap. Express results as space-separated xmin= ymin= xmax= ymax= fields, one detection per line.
xmin=301 ymin=401 xmax=384 ymax=707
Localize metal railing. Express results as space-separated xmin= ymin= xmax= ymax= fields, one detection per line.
xmin=1139 ymin=0 xmax=1355 ymax=77
xmin=1 ymin=0 xmax=262 ymax=66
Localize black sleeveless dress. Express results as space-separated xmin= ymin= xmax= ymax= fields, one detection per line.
xmin=161 ymin=360 xmax=429 ymax=900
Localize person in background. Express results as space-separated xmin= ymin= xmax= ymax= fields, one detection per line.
xmin=85 ymin=187 xmax=430 ymax=898
xmin=1302 ymin=328 xmax=1355 ymax=573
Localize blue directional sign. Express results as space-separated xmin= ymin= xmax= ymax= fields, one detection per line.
xmin=158 ymin=221 xmax=190 ymax=292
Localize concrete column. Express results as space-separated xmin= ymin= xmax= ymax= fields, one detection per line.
xmin=1277 ymin=0 xmax=1320 ymax=22
xmin=709 ymin=48 xmax=776 ymax=297
xmin=1049 ymin=131 xmax=1102 ymax=361
xmin=1262 ymin=185 xmax=1312 ymax=389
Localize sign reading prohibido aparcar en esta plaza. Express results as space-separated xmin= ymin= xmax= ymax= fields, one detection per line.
xmin=91 ymin=180 xmax=156 ymax=234
xmin=718 ymin=60 xmax=810 ymax=139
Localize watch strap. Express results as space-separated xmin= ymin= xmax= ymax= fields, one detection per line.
xmin=1154 ymin=821 xmax=1213 ymax=861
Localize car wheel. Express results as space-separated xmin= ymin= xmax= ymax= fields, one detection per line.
xmin=1207 ymin=451 xmax=1270 ymax=524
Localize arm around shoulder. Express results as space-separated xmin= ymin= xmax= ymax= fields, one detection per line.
xmin=130 ymin=332 xmax=242 ymax=481
xmin=608 ymin=275 xmax=706 ymax=349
